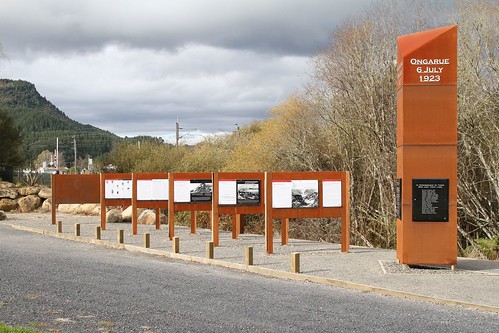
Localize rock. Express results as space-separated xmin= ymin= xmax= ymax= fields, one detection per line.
xmin=18 ymin=186 xmax=40 ymax=196
xmin=0 ymin=198 xmax=18 ymax=211
xmin=138 ymin=209 xmax=166 ymax=225
xmin=38 ymin=187 xmax=52 ymax=199
xmin=78 ymin=203 xmax=100 ymax=215
xmin=138 ymin=210 xmax=156 ymax=225
xmin=106 ymin=208 xmax=123 ymax=223
xmin=18 ymin=195 xmax=41 ymax=212
xmin=0 ymin=210 xmax=6 ymax=220
xmin=58 ymin=204 xmax=80 ymax=214
xmin=91 ymin=205 xmax=101 ymax=215
xmin=122 ymin=206 xmax=133 ymax=221
xmin=121 ymin=206 xmax=146 ymax=222
xmin=0 ymin=181 xmax=15 ymax=189
xmin=0 ymin=188 xmax=18 ymax=199
xmin=41 ymin=198 xmax=52 ymax=212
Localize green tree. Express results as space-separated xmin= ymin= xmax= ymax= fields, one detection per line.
xmin=0 ymin=110 xmax=25 ymax=181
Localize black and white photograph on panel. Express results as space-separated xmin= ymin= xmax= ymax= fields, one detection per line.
xmin=291 ymin=180 xmax=319 ymax=208
xmin=190 ymin=179 xmax=213 ymax=202
xmin=237 ymin=180 xmax=260 ymax=205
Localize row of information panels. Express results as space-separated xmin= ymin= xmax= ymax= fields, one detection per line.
xmin=51 ymin=171 xmax=350 ymax=253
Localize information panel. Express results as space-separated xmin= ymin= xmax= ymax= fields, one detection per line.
xmin=219 ymin=179 xmax=237 ymax=205
xmin=174 ymin=179 xmax=212 ymax=203
xmin=219 ymin=179 xmax=261 ymax=205
xmin=137 ymin=179 xmax=169 ymax=201
xmin=412 ymin=179 xmax=449 ymax=222
xmin=272 ymin=180 xmax=293 ymax=208
xmin=322 ymin=179 xmax=342 ymax=208
xmin=105 ymin=179 xmax=132 ymax=199
xmin=272 ymin=180 xmax=318 ymax=208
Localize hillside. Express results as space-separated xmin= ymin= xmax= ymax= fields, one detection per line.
xmin=0 ymin=79 xmax=121 ymax=165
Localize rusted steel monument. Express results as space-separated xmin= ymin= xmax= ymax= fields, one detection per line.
xmin=396 ymin=26 xmax=458 ymax=266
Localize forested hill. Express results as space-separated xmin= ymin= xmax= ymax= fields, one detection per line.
xmin=0 ymin=79 xmax=120 ymax=164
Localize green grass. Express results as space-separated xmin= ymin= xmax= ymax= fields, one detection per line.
xmin=0 ymin=322 xmax=42 ymax=333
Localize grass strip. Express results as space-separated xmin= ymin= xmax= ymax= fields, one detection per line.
xmin=0 ymin=323 xmax=42 ymax=333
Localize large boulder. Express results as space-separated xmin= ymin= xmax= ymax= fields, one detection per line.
xmin=0 ymin=210 xmax=6 ymax=220
xmin=106 ymin=208 xmax=123 ymax=223
xmin=138 ymin=209 xmax=167 ymax=225
xmin=121 ymin=206 xmax=146 ymax=222
xmin=0 ymin=181 xmax=15 ymax=189
xmin=38 ymin=187 xmax=52 ymax=199
xmin=41 ymin=198 xmax=52 ymax=212
xmin=78 ymin=203 xmax=100 ymax=215
xmin=58 ymin=204 xmax=80 ymax=214
xmin=0 ymin=198 xmax=17 ymax=211
xmin=18 ymin=195 xmax=42 ymax=212
xmin=91 ymin=205 xmax=101 ymax=215
xmin=18 ymin=186 xmax=40 ymax=196
xmin=0 ymin=188 xmax=18 ymax=199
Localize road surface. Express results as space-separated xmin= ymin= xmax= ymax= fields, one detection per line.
xmin=0 ymin=224 xmax=497 ymax=332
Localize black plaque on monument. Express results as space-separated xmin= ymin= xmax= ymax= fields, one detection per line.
xmin=395 ymin=178 xmax=402 ymax=219
xmin=412 ymin=179 xmax=449 ymax=222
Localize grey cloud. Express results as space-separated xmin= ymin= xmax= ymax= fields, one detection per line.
xmin=0 ymin=0 xmax=371 ymax=57
xmin=1 ymin=0 xmax=372 ymax=143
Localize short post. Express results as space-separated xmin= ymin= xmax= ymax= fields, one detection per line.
xmin=57 ymin=221 xmax=62 ymax=234
xmin=118 ymin=229 xmax=124 ymax=244
xmin=74 ymin=223 xmax=80 ymax=237
xmin=245 ymin=246 xmax=253 ymax=266
xmin=95 ymin=226 xmax=101 ymax=240
xmin=206 ymin=241 xmax=214 ymax=259
xmin=144 ymin=233 xmax=150 ymax=248
xmin=172 ymin=236 xmax=180 ymax=254
xmin=291 ymin=252 xmax=300 ymax=273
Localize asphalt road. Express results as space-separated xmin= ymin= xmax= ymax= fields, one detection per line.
xmin=0 ymin=224 xmax=498 ymax=333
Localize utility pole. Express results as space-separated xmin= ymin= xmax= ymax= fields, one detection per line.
xmin=235 ymin=123 xmax=240 ymax=140
xmin=56 ymin=137 xmax=59 ymax=172
xmin=73 ymin=136 xmax=77 ymax=174
xmin=176 ymin=116 xmax=182 ymax=147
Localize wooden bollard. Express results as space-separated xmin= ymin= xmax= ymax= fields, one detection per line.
xmin=245 ymin=246 xmax=253 ymax=266
xmin=172 ymin=236 xmax=180 ymax=253
xmin=95 ymin=226 xmax=101 ymax=240
xmin=144 ymin=233 xmax=150 ymax=248
xmin=118 ymin=229 xmax=124 ymax=244
xmin=74 ymin=224 xmax=80 ymax=237
xmin=291 ymin=252 xmax=300 ymax=273
xmin=206 ymin=241 xmax=214 ymax=259
xmin=57 ymin=221 xmax=62 ymax=234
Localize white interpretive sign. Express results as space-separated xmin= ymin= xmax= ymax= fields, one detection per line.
xmin=105 ymin=179 xmax=132 ymax=199
xmin=272 ymin=180 xmax=292 ymax=208
xmin=323 ymin=179 xmax=342 ymax=207
xmin=137 ymin=179 xmax=169 ymax=201
xmin=219 ymin=179 xmax=237 ymax=205
xmin=174 ymin=180 xmax=191 ymax=203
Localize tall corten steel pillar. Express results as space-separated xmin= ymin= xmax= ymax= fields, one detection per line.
xmin=396 ymin=26 xmax=458 ymax=266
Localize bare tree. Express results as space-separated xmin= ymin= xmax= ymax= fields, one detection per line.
xmin=453 ymin=1 xmax=498 ymax=255
xmin=305 ymin=0 xmax=453 ymax=248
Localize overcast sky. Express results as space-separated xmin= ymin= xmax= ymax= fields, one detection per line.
xmin=0 ymin=0 xmax=372 ymax=144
